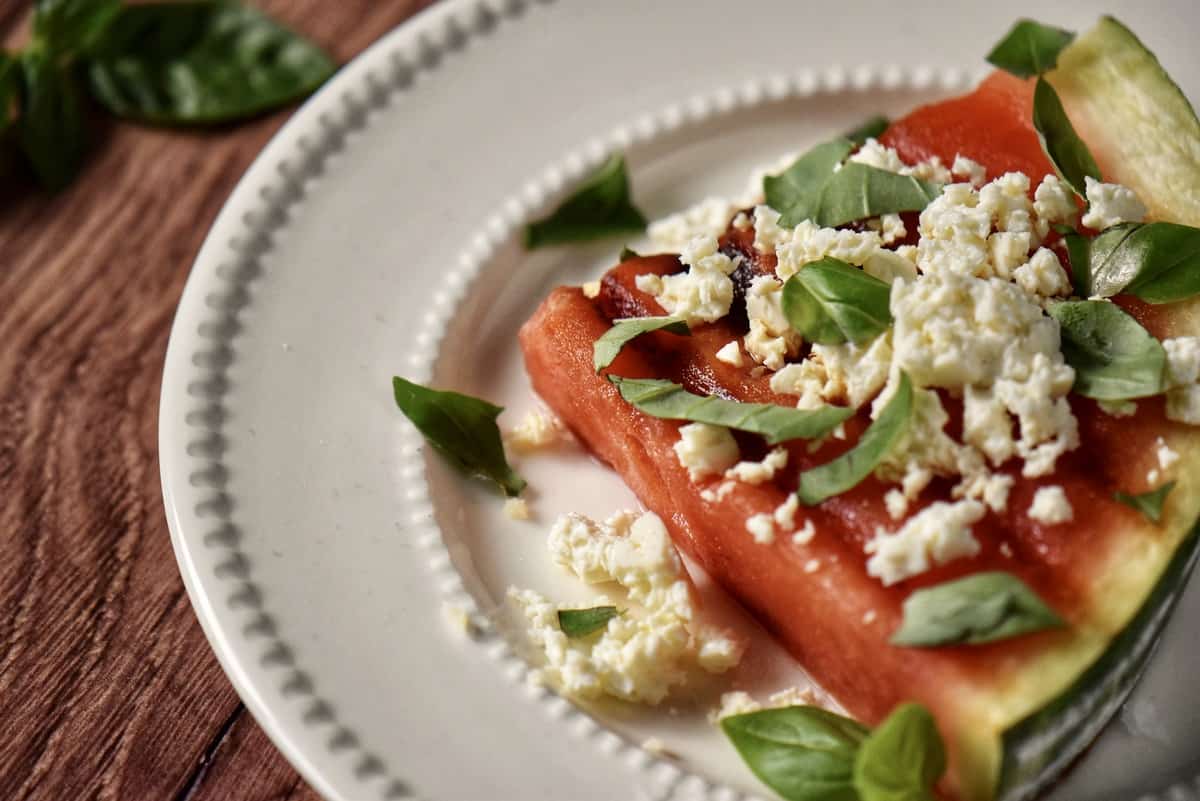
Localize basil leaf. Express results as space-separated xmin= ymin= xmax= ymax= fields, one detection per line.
xmin=594 ymin=316 xmax=689 ymax=372
xmin=34 ymin=0 xmax=120 ymax=53
xmin=1083 ymin=223 xmax=1146 ymax=297
xmin=805 ymin=163 xmax=941 ymax=229
xmin=1032 ymin=77 xmax=1101 ymax=197
xmin=0 ymin=52 xmax=18 ymax=135
xmin=985 ymin=19 xmax=1075 ymax=78
xmin=797 ymin=372 xmax=913 ymax=506
xmin=87 ymin=2 xmax=336 ymax=125
xmin=853 ymin=703 xmax=946 ymax=801
xmin=1063 ymin=230 xmax=1093 ymax=297
xmin=1048 ymin=300 xmax=1166 ymax=400
xmin=525 ymin=154 xmax=647 ymax=248
xmin=890 ymin=572 xmax=1064 ymax=647
xmin=18 ymin=50 xmax=88 ymax=190
xmin=1099 ymin=223 xmax=1200 ymax=304
xmin=782 ymin=257 xmax=892 ymax=345
xmin=557 ymin=606 xmax=620 ymax=638
xmin=609 ymin=376 xmax=853 ymax=445
xmin=764 ymin=138 xmax=855 ymax=226
xmin=391 ymin=376 xmax=526 ymax=497
xmin=1114 ymin=481 xmax=1175 ymax=524
xmin=721 ymin=706 xmax=869 ymax=801
xmin=844 ymin=115 xmax=890 ymax=146
xmin=619 ymin=246 xmax=641 ymax=261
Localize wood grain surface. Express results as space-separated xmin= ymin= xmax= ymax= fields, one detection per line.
xmin=0 ymin=2 xmax=430 ymax=798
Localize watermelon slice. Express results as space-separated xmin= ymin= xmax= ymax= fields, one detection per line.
xmin=520 ymin=18 xmax=1200 ymax=801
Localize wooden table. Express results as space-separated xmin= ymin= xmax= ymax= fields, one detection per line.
xmin=0 ymin=2 xmax=428 ymax=797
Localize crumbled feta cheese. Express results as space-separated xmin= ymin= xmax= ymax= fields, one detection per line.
xmin=1149 ymin=468 xmax=1161 ymax=484
xmin=744 ymin=275 xmax=801 ymax=370
xmin=700 ymin=481 xmax=737 ymax=503
xmin=775 ymin=495 xmax=800 ymax=532
xmin=725 ymin=447 xmax=788 ymax=484
xmin=746 ymin=513 xmax=776 ymax=544
xmin=1157 ymin=437 xmax=1181 ymax=471
xmin=865 ymin=499 xmax=985 ymax=585
xmin=987 ymin=231 xmax=1033 ymax=280
xmin=792 ymin=517 xmax=815 ymax=545
xmin=884 ymin=489 xmax=908 ymax=520
xmin=712 ymin=691 xmax=761 ymax=721
xmin=952 ymin=155 xmax=987 ymax=187
xmin=864 ymin=248 xmax=919 ymax=284
xmin=907 ymin=155 xmax=953 ymax=184
xmin=674 ymin=422 xmax=740 ymax=480
xmin=1028 ymin=485 xmax=1073 ymax=525
xmin=1164 ymin=337 xmax=1200 ymax=386
xmin=648 ymin=197 xmax=740 ymax=252
xmin=710 ymin=687 xmax=817 ymax=723
xmin=442 ymin=602 xmax=482 ymax=638
xmin=954 ymin=470 xmax=1015 ymax=514
xmin=1000 ymin=542 xmax=1014 ymax=558
xmin=914 ymin=184 xmax=994 ymax=278
xmin=1033 ymin=175 xmax=1078 ymax=227
xmin=850 ymin=138 xmax=908 ymax=173
xmin=732 ymin=211 xmax=751 ymax=231
xmin=715 ymin=340 xmax=744 ymax=367
xmin=862 ymin=609 xmax=878 ymax=624
xmin=518 ymin=511 xmax=742 ymax=704
xmin=507 ymin=408 xmax=568 ymax=453
xmin=1098 ymin=399 xmax=1138 ymax=418
xmin=1081 ymin=177 xmax=1147 ymax=230
xmin=504 ymin=497 xmax=531 ymax=521
xmin=979 ymin=172 xmax=1037 ymax=237
xmin=770 ymin=333 xmax=893 ymax=410
xmin=1013 ymin=248 xmax=1071 ymax=299
xmin=582 ymin=280 xmax=601 ymax=299
xmin=1167 ymin=385 xmax=1200 ymax=425
xmin=773 ymin=218 xmax=884 ymax=279
xmin=635 ymin=235 xmax=738 ymax=325
xmin=867 ymin=213 xmax=908 ymax=245
xmin=803 ymin=559 xmax=821 ymax=573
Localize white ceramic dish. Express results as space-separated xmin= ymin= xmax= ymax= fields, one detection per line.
xmin=159 ymin=2 xmax=1200 ymax=799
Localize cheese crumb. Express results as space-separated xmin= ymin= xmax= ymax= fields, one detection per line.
xmin=744 ymin=275 xmax=801 ymax=370
xmin=648 ymin=197 xmax=739 ymax=252
xmin=675 ymin=422 xmax=740 ymax=480
xmin=1081 ymin=177 xmax=1147 ymax=230
xmin=715 ymin=340 xmax=744 ymax=367
xmin=582 ymin=280 xmax=602 ymax=299
xmin=1013 ymin=248 xmax=1071 ymax=299
xmin=442 ymin=602 xmax=481 ymax=638
xmin=1028 ymin=485 xmax=1073 ymax=525
xmin=775 ymin=494 xmax=800 ymax=531
xmin=1098 ymin=399 xmax=1137 ymax=418
xmin=515 ymin=511 xmax=743 ymax=704
xmin=746 ymin=513 xmax=776 ymax=544
xmin=865 ymin=500 xmax=985 ymax=585
xmin=951 ymin=155 xmax=987 ymax=186
xmin=862 ymin=609 xmax=878 ymax=625
xmin=507 ymin=409 xmax=568 ymax=453
xmin=803 ymin=559 xmax=821 ymax=573
xmin=712 ymin=691 xmax=761 ymax=721
xmin=792 ymin=518 xmax=815 ymax=545
xmin=725 ymin=447 xmax=788 ymax=485
xmin=635 ymin=235 xmax=738 ymax=325
xmin=1157 ymin=437 xmax=1181 ymax=471
xmin=504 ymin=497 xmax=531 ymax=521
xmin=884 ymin=489 xmax=908 ymax=520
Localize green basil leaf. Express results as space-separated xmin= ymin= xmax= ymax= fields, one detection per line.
xmin=721 ymin=706 xmax=869 ymax=801
xmin=1114 ymin=481 xmax=1175 ymax=524
xmin=593 ymin=316 xmax=689 ymax=372
xmin=609 ymin=376 xmax=853 ymax=445
xmin=86 ymin=2 xmax=336 ymax=125
xmin=782 ymin=257 xmax=892 ymax=345
xmin=1032 ymin=76 xmax=1101 ymax=197
xmin=890 ymin=572 xmax=1064 ymax=647
xmin=844 ymin=114 xmax=890 ymax=146
xmin=392 ymin=376 xmax=526 ymax=497
xmin=525 ymin=154 xmax=647 ymax=248
xmin=619 ymin=246 xmax=641 ymax=261
xmin=853 ymin=703 xmax=946 ymax=801
xmin=1101 ymin=223 xmax=1200 ymax=304
xmin=1063 ymin=230 xmax=1093 ymax=297
xmin=1048 ymin=300 xmax=1166 ymax=400
xmin=1084 ymin=223 xmax=1147 ymax=297
xmin=557 ymin=606 xmax=620 ymax=638
xmin=0 ymin=52 xmax=18 ymax=135
xmin=804 ymin=162 xmax=941 ymax=229
xmin=764 ymin=138 xmax=855 ymax=226
xmin=797 ymin=372 xmax=912 ymax=506
xmin=985 ymin=19 xmax=1075 ymax=78
xmin=34 ymin=0 xmax=121 ymax=53
xmin=18 ymin=50 xmax=88 ymax=190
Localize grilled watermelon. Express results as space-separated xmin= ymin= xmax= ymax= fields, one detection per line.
xmin=520 ymin=18 xmax=1200 ymax=801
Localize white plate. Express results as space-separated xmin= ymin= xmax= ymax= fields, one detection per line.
xmin=159 ymin=2 xmax=1200 ymax=799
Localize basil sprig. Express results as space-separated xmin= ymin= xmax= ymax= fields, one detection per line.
xmin=608 ymin=376 xmax=853 ymax=444
xmin=722 ymin=703 xmax=946 ymax=801
xmin=782 ymin=258 xmax=892 ymax=345
xmin=853 ymin=703 xmax=946 ymax=801
xmin=593 ymin=316 xmax=689 ymax=372
xmin=985 ymin=19 xmax=1075 ymax=78
xmin=844 ymin=115 xmax=890 ymax=146
xmin=1114 ymin=481 xmax=1175 ymax=524
xmin=557 ymin=606 xmax=620 ymax=638
xmin=4 ymin=0 xmax=335 ymax=191
xmin=722 ymin=706 xmax=869 ymax=801
xmin=87 ymin=2 xmax=336 ymax=125
xmin=1032 ymin=76 xmax=1101 ymax=197
xmin=797 ymin=372 xmax=913 ymax=506
xmin=525 ymin=154 xmax=648 ymax=248
xmin=890 ymin=572 xmax=1064 ymax=647
xmin=1049 ymin=300 xmax=1166 ymax=400
xmin=391 ymin=377 xmax=526 ymax=497
xmin=1081 ymin=223 xmax=1200 ymax=303
xmin=765 ymin=138 xmax=855 ymax=224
